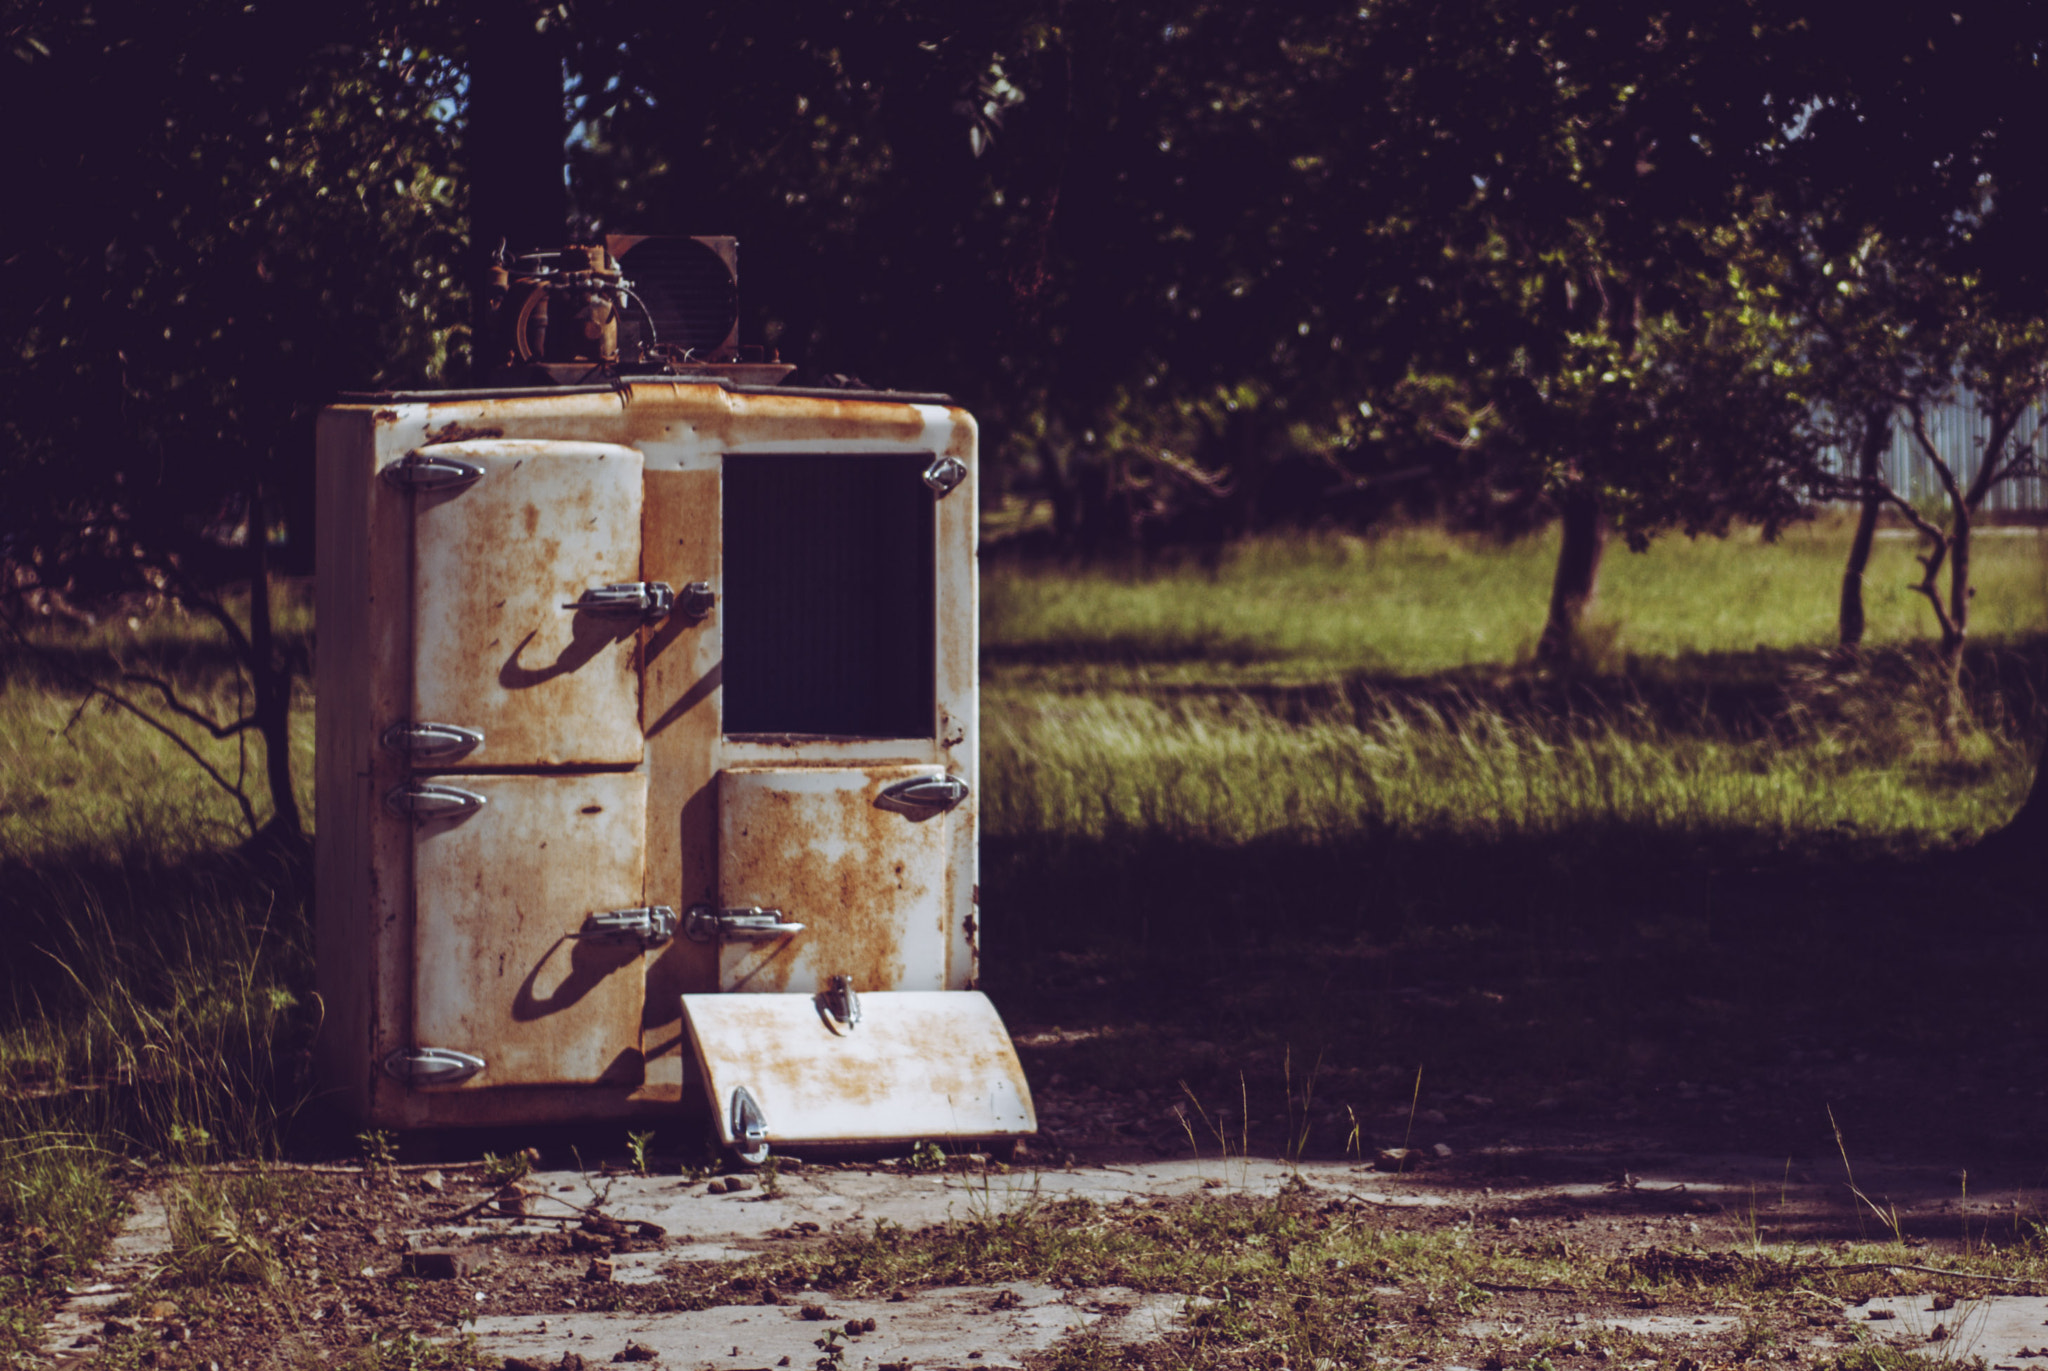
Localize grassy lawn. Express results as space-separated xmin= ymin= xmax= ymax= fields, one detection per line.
xmin=0 ymin=516 xmax=2043 ymax=1365
xmin=983 ymin=516 xmax=2048 ymax=683
xmin=983 ymin=515 xmax=2045 ymax=850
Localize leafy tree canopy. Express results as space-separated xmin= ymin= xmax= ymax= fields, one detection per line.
xmin=1 ymin=0 xmax=468 ymax=840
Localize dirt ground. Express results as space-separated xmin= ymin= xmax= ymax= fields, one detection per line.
xmin=38 ymin=1093 xmax=2048 ymax=1371
xmin=36 ymin=849 xmax=2048 ymax=1370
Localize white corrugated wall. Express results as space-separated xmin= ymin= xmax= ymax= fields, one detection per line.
xmin=1823 ymin=393 xmax=2048 ymax=513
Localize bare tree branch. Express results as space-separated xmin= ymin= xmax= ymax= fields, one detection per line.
xmin=1905 ymin=399 xmax=1969 ymax=514
xmin=1962 ymin=402 xmax=2024 ymax=510
xmin=121 ymin=671 xmax=258 ymax=739
xmin=1873 ymin=482 xmax=1959 ymax=649
xmin=0 ymin=610 xmax=261 ymax=836
xmin=78 ymin=682 xmax=262 ymax=836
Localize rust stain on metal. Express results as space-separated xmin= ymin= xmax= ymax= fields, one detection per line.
xmin=411 ymin=441 xmax=645 ymax=767
xmin=718 ymin=767 xmax=951 ymax=996
xmin=424 ymin=420 xmax=505 ymax=444
xmin=679 ymin=389 xmax=934 ymax=451
xmin=412 ymin=772 xmax=648 ymax=1087
xmin=942 ymin=410 xmax=977 ymax=462
xmin=729 ymin=787 xmax=909 ymax=993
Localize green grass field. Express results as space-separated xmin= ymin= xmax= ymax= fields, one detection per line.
xmin=982 ymin=515 xmax=2046 ymax=850
xmin=0 ymin=516 xmax=2043 ymax=1360
xmin=984 ymin=517 xmax=2048 ymax=682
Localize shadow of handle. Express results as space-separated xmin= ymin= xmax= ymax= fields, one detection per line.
xmin=512 ymin=934 xmax=640 ymax=1022
xmin=498 ymin=611 xmax=637 ymax=691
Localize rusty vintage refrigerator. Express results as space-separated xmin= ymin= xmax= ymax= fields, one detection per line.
xmin=314 ymin=379 xmax=1034 ymax=1160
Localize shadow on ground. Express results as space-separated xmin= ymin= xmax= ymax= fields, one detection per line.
xmin=981 ymin=826 xmax=2048 ymax=1244
xmin=1004 ymin=637 xmax=2048 ymax=745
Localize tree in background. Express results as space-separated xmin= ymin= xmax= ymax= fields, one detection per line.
xmin=0 ymin=0 xmax=468 ymax=848
xmin=1795 ymin=247 xmax=2048 ymax=713
xmin=7 ymin=0 xmax=2047 ymax=851
xmin=1733 ymin=2 xmax=2048 ymax=724
xmin=1893 ymin=304 xmax=2048 ymax=710
xmin=567 ymin=0 xmax=1841 ymax=653
xmin=1287 ymin=0 xmax=1842 ymax=665
xmin=1769 ymin=0 xmax=2048 ymax=849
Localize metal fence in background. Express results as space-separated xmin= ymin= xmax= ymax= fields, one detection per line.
xmin=1823 ymin=392 xmax=2048 ymax=514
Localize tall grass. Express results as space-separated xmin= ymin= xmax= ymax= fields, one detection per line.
xmin=981 ymin=517 xmax=2044 ymax=852
xmin=0 ymin=862 xmax=310 ymax=1160
xmin=983 ymin=679 xmax=2033 ymax=848
xmin=0 ymin=624 xmax=314 ymax=1348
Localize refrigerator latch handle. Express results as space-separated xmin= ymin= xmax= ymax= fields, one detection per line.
xmin=580 ymin=905 xmax=679 ymax=948
xmin=816 ymin=974 xmax=862 ymax=1035
xmin=563 ymin=581 xmax=675 ymax=620
xmin=685 ymin=905 xmax=805 ymax=943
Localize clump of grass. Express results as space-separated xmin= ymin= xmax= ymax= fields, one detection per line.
xmin=482 ymin=1149 xmax=534 ymax=1189
xmin=160 ymin=1167 xmax=311 ymax=1288
xmin=0 ymin=1125 xmax=129 ymax=1270
xmin=337 ymin=1328 xmax=488 ymax=1371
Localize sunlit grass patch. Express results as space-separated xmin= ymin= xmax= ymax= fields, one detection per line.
xmin=984 ymin=682 xmax=2033 ymax=849
xmin=0 ymin=648 xmax=314 ymax=861
xmin=983 ymin=517 xmax=2048 ymax=685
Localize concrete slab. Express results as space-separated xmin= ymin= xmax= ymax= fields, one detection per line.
xmin=41 ymin=1186 xmax=171 ymax=1360
xmin=472 ymin=1281 xmax=1187 ymax=1370
xmin=1857 ymin=1293 xmax=2048 ymax=1368
xmin=51 ymin=1152 xmax=2033 ymax=1368
xmin=430 ymin=1158 xmax=1392 ymax=1263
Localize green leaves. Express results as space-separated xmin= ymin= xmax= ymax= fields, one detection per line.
xmin=3 ymin=0 xmax=467 ymax=567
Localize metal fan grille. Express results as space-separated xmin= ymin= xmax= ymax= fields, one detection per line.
xmin=614 ymin=237 xmax=738 ymax=358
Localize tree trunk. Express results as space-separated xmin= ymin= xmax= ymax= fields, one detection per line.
xmin=248 ymin=489 xmax=305 ymax=850
xmin=1838 ymin=407 xmax=1891 ymax=649
xmin=1536 ymin=487 xmax=1606 ymax=667
xmin=1946 ymin=504 xmax=1972 ymax=658
xmin=467 ymin=13 xmax=568 ymax=255
xmin=1941 ymin=498 xmax=1972 ymax=730
xmin=466 ymin=8 xmax=568 ymax=378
